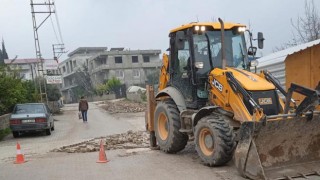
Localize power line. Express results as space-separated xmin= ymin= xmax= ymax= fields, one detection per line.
xmin=54 ymin=2 xmax=64 ymax=44
xmin=47 ymin=0 xmax=60 ymax=44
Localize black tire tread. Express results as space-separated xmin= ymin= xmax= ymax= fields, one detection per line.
xmin=12 ymin=131 xmax=19 ymax=138
xmin=195 ymin=112 xmax=236 ymax=166
xmin=46 ymin=128 xmax=51 ymax=135
xmin=155 ymin=100 xmax=188 ymax=153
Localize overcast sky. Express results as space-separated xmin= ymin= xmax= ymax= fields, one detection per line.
xmin=0 ymin=0 xmax=319 ymax=61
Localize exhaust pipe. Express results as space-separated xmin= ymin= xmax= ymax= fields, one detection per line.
xmin=218 ymin=18 xmax=226 ymax=69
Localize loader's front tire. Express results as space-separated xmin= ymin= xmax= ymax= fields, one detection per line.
xmin=154 ymin=100 xmax=188 ymax=153
xmin=195 ymin=113 xmax=236 ymax=166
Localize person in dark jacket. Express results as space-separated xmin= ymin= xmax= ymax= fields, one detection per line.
xmin=79 ymin=96 xmax=89 ymax=122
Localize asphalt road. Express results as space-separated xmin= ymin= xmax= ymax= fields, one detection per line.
xmin=0 ymin=102 xmax=244 ymax=180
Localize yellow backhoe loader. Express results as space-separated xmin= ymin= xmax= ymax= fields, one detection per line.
xmin=145 ymin=18 xmax=320 ymax=179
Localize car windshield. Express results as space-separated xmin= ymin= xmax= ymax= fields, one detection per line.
xmin=192 ymin=30 xmax=248 ymax=74
xmin=13 ymin=104 xmax=45 ymax=114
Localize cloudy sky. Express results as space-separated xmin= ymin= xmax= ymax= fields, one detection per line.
xmin=0 ymin=0 xmax=319 ymax=61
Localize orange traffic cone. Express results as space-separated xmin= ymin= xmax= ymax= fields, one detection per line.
xmin=96 ymin=139 xmax=109 ymax=163
xmin=14 ymin=142 xmax=26 ymax=164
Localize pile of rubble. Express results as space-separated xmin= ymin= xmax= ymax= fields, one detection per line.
xmin=51 ymin=130 xmax=150 ymax=153
xmin=100 ymin=99 xmax=146 ymax=113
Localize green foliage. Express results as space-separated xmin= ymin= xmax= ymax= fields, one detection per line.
xmin=46 ymin=84 xmax=61 ymax=101
xmin=73 ymin=63 xmax=94 ymax=97
xmin=0 ymin=76 xmax=28 ymax=114
xmin=72 ymin=86 xmax=86 ymax=101
xmin=106 ymin=77 xmax=121 ymax=93
xmin=146 ymin=69 xmax=159 ymax=85
xmin=0 ymin=128 xmax=11 ymax=141
xmin=95 ymin=84 xmax=108 ymax=96
xmin=1 ymin=40 xmax=8 ymax=59
xmin=22 ymin=80 xmax=38 ymax=102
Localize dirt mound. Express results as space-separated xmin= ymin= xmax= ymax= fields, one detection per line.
xmin=100 ymin=99 xmax=146 ymax=113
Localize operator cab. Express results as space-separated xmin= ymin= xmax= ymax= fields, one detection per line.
xmin=168 ymin=22 xmax=250 ymax=109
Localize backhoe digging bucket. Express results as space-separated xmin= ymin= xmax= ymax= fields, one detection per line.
xmin=234 ymin=114 xmax=320 ymax=180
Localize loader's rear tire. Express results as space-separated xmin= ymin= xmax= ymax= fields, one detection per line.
xmin=154 ymin=100 xmax=188 ymax=153
xmin=195 ymin=113 xmax=236 ymax=166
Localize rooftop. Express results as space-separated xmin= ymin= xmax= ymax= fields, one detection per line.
xmin=257 ymin=39 xmax=320 ymax=67
xmin=68 ymin=47 xmax=108 ymax=57
xmin=4 ymin=58 xmax=41 ymax=64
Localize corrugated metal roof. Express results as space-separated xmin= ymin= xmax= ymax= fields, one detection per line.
xmin=257 ymin=39 xmax=320 ymax=67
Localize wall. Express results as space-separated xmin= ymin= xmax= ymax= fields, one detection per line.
xmin=0 ymin=114 xmax=10 ymax=130
xmin=88 ymin=94 xmax=116 ymax=102
xmin=285 ymin=44 xmax=320 ymax=104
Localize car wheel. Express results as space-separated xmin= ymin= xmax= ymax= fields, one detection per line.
xmin=46 ymin=127 xmax=51 ymax=135
xmin=12 ymin=131 xmax=19 ymax=138
xmin=51 ymin=122 xmax=55 ymax=131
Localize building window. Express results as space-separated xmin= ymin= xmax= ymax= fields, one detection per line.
xmin=73 ymin=61 xmax=77 ymax=67
xmin=70 ymin=62 xmax=73 ymax=72
xmin=132 ymin=56 xmax=138 ymax=63
xmin=133 ymin=69 xmax=140 ymax=77
xmin=115 ymin=56 xmax=123 ymax=64
xmin=63 ymin=66 xmax=66 ymax=73
xmin=143 ymin=55 xmax=150 ymax=63
xmin=115 ymin=70 xmax=124 ymax=78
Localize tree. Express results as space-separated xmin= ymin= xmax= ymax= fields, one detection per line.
xmin=46 ymin=84 xmax=61 ymax=101
xmin=291 ymin=0 xmax=320 ymax=44
xmin=2 ymin=39 xmax=8 ymax=59
xmin=274 ymin=0 xmax=320 ymax=52
xmin=0 ymin=76 xmax=27 ymax=115
xmin=146 ymin=69 xmax=159 ymax=85
xmin=73 ymin=63 xmax=95 ymax=97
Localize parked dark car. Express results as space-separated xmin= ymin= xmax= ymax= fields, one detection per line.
xmin=9 ymin=103 xmax=55 ymax=138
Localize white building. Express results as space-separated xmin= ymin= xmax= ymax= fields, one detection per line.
xmin=4 ymin=58 xmax=40 ymax=80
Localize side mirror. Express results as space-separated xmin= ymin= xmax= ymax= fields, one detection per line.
xmin=175 ymin=31 xmax=185 ymax=50
xmin=257 ymin=32 xmax=264 ymax=49
xmin=248 ymin=46 xmax=257 ymax=56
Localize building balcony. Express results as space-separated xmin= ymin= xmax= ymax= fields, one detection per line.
xmin=90 ymin=62 xmax=161 ymax=74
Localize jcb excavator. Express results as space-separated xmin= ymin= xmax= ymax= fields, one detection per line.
xmin=145 ymin=19 xmax=320 ymax=179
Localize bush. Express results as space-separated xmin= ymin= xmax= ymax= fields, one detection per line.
xmin=0 ymin=76 xmax=27 ymax=115
xmin=0 ymin=128 xmax=11 ymax=141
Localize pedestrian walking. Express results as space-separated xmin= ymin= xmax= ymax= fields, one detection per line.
xmin=79 ymin=96 xmax=89 ymax=123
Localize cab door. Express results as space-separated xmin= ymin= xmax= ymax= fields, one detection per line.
xmin=169 ymin=31 xmax=195 ymax=107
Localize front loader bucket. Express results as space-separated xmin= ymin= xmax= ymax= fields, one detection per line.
xmin=234 ymin=114 xmax=320 ymax=180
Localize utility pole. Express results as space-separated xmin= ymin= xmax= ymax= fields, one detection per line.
xmin=52 ymin=44 xmax=65 ymax=63
xmin=30 ymin=0 xmax=55 ymax=104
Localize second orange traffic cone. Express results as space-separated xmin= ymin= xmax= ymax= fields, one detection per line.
xmin=14 ymin=142 xmax=26 ymax=164
xmin=96 ymin=139 xmax=109 ymax=163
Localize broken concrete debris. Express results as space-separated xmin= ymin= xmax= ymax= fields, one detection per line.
xmin=52 ymin=130 xmax=150 ymax=153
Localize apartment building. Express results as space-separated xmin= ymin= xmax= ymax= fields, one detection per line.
xmin=89 ymin=48 xmax=161 ymax=87
xmin=59 ymin=47 xmax=107 ymax=103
